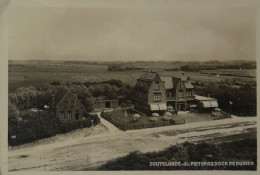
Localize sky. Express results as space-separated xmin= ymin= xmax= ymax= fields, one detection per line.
xmin=8 ymin=0 xmax=256 ymax=61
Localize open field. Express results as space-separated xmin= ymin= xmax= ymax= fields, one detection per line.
xmin=200 ymin=69 xmax=255 ymax=77
xmin=8 ymin=115 xmax=256 ymax=171
xmin=8 ymin=61 xmax=256 ymax=91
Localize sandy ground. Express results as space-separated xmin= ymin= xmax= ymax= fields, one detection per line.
xmin=8 ymin=114 xmax=257 ymax=171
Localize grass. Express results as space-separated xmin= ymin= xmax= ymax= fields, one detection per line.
xmin=102 ymin=110 xmax=215 ymax=130
xmin=201 ymin=69 xmax=256 ymax=77
xmin=171 ymin=113 xmax=214 ymax=123
xmin=9 ymin=61 xmax=256 ymax=91
xmin=101 ymin=109 xmax=174 ymax=130
xmin=98 ymin=138 xmax=257 ymax=170
xmin=8 ymin=63 xmax=142 ymax=90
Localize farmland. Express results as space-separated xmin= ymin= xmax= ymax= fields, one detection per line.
xmin=8 ymin=60 xmax=256 ymax=91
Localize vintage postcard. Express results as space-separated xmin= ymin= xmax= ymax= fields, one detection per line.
xmin=1 ymin=0 xmax=259 ymax=175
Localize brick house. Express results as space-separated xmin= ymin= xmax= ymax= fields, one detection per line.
xmin=161 ymin=76 xmax=195 ymax=112
xmin=49 ymin=89 xmax=84 ymax=121
xmin=133 ymin=71 xmax=167 ymax=114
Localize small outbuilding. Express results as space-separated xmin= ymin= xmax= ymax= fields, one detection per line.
xmin=194 ymin=95 xmax=219 ymax=112
xmin=93 ymin=98 xmax=119 ymax=110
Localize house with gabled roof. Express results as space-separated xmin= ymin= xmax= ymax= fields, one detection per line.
xmin=133 ymin=71 xmax=167 ymax=114
xmin=49 ymin=89 xmax=84 ymax=121
xmin=161 ymin=76 xmax=195 ymax=112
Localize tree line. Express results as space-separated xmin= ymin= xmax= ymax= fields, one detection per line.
xmin=8 ymin=79 xmax=133 ymax=145
xmin=194 ymin=84 xmax=256 ymax=116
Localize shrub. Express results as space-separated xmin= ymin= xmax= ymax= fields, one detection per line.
xmin=98 ymin=139 xmax=256 ymax=170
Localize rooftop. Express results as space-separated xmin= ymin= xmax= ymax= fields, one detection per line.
xmin=161 ymin=77 xmax=173 ymax=89
xmin=194 ymin=95 xmax=216 ymax=101
xmin=139 ymin=71 xmax=158 ymax=80
xmin=52 ymin=89 xmax=69 ymax=106
xmin=161 ymin=76 xmax=193 ymax=89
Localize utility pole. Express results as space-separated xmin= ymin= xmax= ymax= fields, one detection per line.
xmin=208 ymin=73 xmax=211 ymax=87
xmin=229 ymin=101 xmax=233 ymax=117
xmin=124 ymin=110 xmax=127 ymax=131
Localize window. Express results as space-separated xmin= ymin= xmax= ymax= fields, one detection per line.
xmin=61 ymin=112 xmax=65 ymax=120
xmin=155 ymin=81 xmax=159 ymax=90
xmin=179 ymin=91 xmax=183 ymax=98
xmin=167 ymin=92 xmax=171 ymax=97
xmin=70 ymin=100 xmax=74 ymax=107
xmin=67 ymin=112 xmax=72 ymax=120
xmin=187 ymin=91 xmax=192 ymax=97
xmin=154 ymin=93 xmax=162 ymax=102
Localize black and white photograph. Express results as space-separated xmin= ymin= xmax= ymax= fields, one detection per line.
xmin=2 ymin=0 xmax=259 ymax=173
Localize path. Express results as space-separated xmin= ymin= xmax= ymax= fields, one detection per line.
xmin=8 ymin=116 xmax=257 ymax=171
xmin=93 ymin=112 xmax=122 ymax=134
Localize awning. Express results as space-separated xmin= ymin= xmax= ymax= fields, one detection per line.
xmin=158 ymin=104 xmax=167 ymax=110
xmin=210 ymin=101 xmax=218 ymax=108
xmin=201 ymin=101 xmax=218 ymax=108
xmin=190 ymin=104 xmax=197 ymax=108
xmin=201 ymin=101 xmax=212 ymax=108
xmin=150 ymin=103 xmax=167 ymax=111
xmin=150 ymin=104 xmax=159 ymax=111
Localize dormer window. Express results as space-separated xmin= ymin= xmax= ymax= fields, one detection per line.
xmin=155 ymin=81 xmax=159 ymax=90
xmin=179 ymin=90 xmax=183 ymax=98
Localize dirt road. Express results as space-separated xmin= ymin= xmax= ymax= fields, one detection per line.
xmin=8 ymin=116 xmax=256 ymax=171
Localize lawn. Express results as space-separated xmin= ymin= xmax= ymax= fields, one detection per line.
xmin=101 ymin=109 xmax=215 ymax=130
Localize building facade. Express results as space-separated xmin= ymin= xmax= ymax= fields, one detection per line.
xmin=49 ymin=89 xmax=84 ymax=121
xmin=161 ymin=76 xmax=195 ymax=112
xmin=93 ymin=99 xmax=119 ymax=110
xmin=133 ymin=71 xmax=167 ymax=114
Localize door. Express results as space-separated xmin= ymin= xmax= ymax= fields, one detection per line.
xmin=75 ymin=111 xmax=79 ymax=120
xmin=105 ymin=101 xmax=110 ymax=108
xmin=178 ymin=104 xmax=182 ymax=111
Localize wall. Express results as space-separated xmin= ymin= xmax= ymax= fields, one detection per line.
xmin=56 ymin=92 xmax=84 ymax=120
xmin=147 ymin=74 xmax=167 ymax=104
xmin=93 ymin=99 xmax=119 ymax=109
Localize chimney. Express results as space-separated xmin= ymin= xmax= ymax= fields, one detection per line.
xmin=52 ymin=94 xmax=55 ymax=105
xmin=74 ymin=94 xmax=78 ymax=99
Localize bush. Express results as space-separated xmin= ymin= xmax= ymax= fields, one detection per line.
xmin=195 ymin=84 xmax=256 ymax=116
xmin=98 ymin=139 xmax=256 ymax=170
xmin=8 ymin=109 xmax=99 ymax=146
xmin=9 ymin=111 xmax=58 ymax=145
